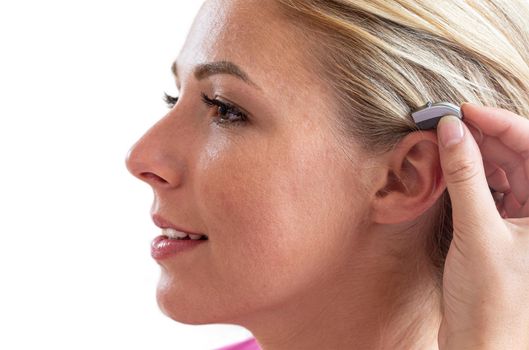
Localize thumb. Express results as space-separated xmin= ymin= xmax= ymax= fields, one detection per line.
xmin=437 ymin=115 xmax=501 ymax=233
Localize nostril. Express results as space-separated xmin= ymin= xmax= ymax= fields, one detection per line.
xmin=140 ymin=172 xmax=169 ymax=185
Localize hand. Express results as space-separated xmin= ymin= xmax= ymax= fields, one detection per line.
xmin=436 ymin=104 xmax=529 ymax=350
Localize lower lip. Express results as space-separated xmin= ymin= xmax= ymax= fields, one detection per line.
xmin=151 ymin=235 xmax=207 ymax=260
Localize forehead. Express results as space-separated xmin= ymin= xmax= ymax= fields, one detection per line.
xmin=176 ymin=0 xmax=314 ymax=97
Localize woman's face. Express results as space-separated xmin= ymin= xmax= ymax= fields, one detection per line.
xmin=126 ymin=0 xmax=373 ymax=325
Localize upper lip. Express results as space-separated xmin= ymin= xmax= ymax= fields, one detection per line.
xmin=151 ymin=213 xmax=206 ymax=236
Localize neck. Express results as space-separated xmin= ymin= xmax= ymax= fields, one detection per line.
xmin=239 ymin=236 xmax=442 ymax=350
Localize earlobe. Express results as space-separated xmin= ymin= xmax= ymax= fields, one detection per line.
xmin=371 ymin=131 xmax=447 ymax=224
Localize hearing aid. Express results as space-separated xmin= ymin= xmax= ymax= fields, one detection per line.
xmin=412 ymin=102 xmax=497 ymax=197
xmin=411 ymin=102 xmax=463 ymax=130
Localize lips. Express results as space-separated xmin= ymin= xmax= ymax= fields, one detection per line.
xmin=150 ymin=214 xmax=208 ymax=260
xmin=151 ymin=235 xmax=207 ymax=259
xmin=151 ymin=213 xmax=208 ymax=238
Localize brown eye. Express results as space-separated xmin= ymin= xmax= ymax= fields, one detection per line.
xmin=200 ymin=92 xmax=249 ymax=126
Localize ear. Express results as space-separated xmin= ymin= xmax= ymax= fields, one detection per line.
xmin=370 ymin=131 xmax=446 ymax=224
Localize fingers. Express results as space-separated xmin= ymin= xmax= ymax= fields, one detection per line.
xmin=503 ymin=191 xmax=524 ymax=217
xmin=484 ymin=161 xmax=509 ymax=193
xmin=461 ymin=103 xmax=529 ymax=217
xmin=477 ymin=134 xmax=528 ymax=204
xmin=461 ymin=103 xmax=529 ymax=158
xmin=437 ymin=116 xmax=502 ymax=235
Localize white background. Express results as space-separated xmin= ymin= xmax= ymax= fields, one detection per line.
xmin=0 ymin=1 xmax=253 ymax=349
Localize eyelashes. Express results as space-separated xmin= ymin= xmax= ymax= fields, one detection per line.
xmin=163 ymin=92 xmax=249 ymax=126
xmin=200 ymin=93 xmax=249 ymax=125
xmin=163 ymin=92 xmax=179 ymax=108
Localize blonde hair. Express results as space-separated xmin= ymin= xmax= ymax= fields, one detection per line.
xmin=276 ymin=0 xmax=529 ymax=283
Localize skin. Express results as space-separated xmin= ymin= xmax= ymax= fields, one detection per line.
xmin=436 ymin=107 xmax=529 ymax=349
xmin=126 ymin=1 xmax=529 ymax=349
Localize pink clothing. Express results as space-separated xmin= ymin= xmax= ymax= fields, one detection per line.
xmin=216 ymin=338 xmax=260 ymax=350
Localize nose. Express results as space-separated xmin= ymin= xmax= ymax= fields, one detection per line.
xmin=125 ymin=117 xmax=185 ymax=189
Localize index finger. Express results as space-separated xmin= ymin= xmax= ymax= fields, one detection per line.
xmin=461 ymin=103 xmax=529 ymax=159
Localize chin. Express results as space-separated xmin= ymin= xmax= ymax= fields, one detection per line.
xmin=155 ymin=286 xmax=213 ymax=325
xmin=155 ymin=275 xmax=240 ymax=325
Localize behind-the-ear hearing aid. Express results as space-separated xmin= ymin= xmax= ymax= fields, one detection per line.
xmin=411 ymin=102 xmax=463 ymax=130
xmin=412 ymin=102 xmax=497 ymax=197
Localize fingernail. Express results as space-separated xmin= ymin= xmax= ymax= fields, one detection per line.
xmin=460 ymin=102 xmax=470 ymax=114
xmin=438 ymin=116 xmax=465 ymax=148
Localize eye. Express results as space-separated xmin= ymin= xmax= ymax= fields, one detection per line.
xmin=200 ymin=92 xmax=249 ymax=126
xmin=163 ymin=92 xmax=179 ymax=108
xmin=162 ymin=91 xmax=250 ymax=126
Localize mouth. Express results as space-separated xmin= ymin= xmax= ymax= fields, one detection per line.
xmin=152 ymin=214 xmax=209 ymax=240
xmin=162 ymin=228 xmax=209 ymax=241
xmin=151 ymin=235 xmax=208 ymax=260
xmin=150 ymin=214 xmax=209 ymax=260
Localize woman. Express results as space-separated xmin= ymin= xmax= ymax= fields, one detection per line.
xmin=126 ymin=0 xmax=529 ymax=349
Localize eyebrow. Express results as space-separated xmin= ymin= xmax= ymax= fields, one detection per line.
xmin=171 ymin=60 xmax=260 ymax=89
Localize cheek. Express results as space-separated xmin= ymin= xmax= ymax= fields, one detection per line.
xmin=199 ymin=136 xmax=327 ymax=245
xmin=197 ymin=135 xmax=365 ymax=292
xmin=199 ymin=142 xmax=287 ymax=251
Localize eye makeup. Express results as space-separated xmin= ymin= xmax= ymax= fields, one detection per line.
xmin=163 ymin=92 xmax=249 ymax=126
